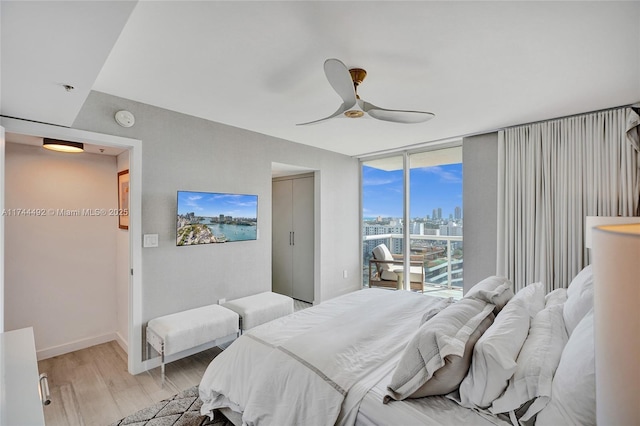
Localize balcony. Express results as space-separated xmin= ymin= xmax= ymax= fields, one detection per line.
xmin=363 ymin=233 xmax=463 ymax=298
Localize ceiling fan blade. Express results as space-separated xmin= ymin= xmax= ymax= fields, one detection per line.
xmin=362 ymin=101 xmax=435 ymax=124
xmin=324 ymin=58 xmax=357 ymax=107
xmin=296 ymin=103 xmax=349 ymax=126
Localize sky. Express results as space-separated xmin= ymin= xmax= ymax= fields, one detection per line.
xmin=362 ymin=163 xmax=462 ymax=219
xmin=177 ymin=191 xmax=258 ymax=218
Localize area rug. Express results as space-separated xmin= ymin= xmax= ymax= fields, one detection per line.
xmin=110 ymin=385 xmax=233 ymax=426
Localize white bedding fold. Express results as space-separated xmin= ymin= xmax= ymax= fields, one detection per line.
xmin=199 ymin=289 xmax=450 ymax=426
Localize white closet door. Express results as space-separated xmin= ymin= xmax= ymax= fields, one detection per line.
xmin=292 ymin=176 xmax=314 ymax=303
xmin=272 ymin=179 xmax=293 ymax=297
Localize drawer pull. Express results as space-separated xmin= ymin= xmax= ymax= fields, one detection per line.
xmin=39 ymin=373 xmax=51 ymax=406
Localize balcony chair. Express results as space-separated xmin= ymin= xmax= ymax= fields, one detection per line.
xmin=369 ymin=243 xmax=425 ymax=292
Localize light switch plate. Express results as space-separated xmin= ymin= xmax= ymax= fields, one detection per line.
xmin=143 ymin=234 xmax=159 ymax=248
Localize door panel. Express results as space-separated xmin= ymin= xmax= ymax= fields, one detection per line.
xmin=272 ymin=179 xmax=293 ymax=296
xmin=292 ymin=177 xmax=314 ymax=302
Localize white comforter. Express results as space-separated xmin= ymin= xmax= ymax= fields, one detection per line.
xmin=199 ymin=288 xmax=449 ymax=426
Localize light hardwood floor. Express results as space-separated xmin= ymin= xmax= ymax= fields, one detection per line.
xmin=38 ymin=341 xmax=222 ymax=426
xmin=38 ymin=300 xmax=312 ymax=426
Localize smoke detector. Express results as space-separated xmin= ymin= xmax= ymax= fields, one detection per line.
xmin=115 ymin=110 xmax=135 ymax=128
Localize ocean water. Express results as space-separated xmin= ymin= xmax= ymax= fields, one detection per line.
xmin=205 ymin=223 xmax=257 ymax=242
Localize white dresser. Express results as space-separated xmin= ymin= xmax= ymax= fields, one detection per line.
xmin=0 ymin=327 xmax=47 ymax=425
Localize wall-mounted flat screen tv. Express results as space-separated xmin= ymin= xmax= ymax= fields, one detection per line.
xmin=177 ymin=190 xmax=258 ymax=246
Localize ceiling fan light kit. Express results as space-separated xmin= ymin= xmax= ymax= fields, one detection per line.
xmin=297 ymin=58 xmax=434 ymax=126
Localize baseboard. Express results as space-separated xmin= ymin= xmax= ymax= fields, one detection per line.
xmin=115 ymin=331 xmax=128 ymax=354
xmin=37 ymin=332 xmax=118 ymax=360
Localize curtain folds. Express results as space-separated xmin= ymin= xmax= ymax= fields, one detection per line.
xmin=497 ymin=107 xmax=640 ymax=292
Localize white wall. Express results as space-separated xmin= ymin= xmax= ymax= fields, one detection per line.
xmin=72 ymin=91 xmax=361 ymax=357
xmin=4 ymin=142 xmax=118 ymax=358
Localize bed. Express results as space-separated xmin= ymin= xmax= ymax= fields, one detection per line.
xmin=199 ymin=270 xmax=596 ymax=426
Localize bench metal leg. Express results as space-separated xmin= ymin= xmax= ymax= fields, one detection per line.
xmin=160 ymin=340 xmax=165 ymax=386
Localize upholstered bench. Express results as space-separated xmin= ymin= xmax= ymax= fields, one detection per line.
xmin=146 ymin=304 xmax=239 ymax=383
xmin=223 ymin=291 xmax=294 ymax=333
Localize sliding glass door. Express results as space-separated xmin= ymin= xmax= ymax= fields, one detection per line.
xmin=362 ymin=146 xmax=463 ymax=291
xmin=362 ymin=155 xmax=405 ymax=290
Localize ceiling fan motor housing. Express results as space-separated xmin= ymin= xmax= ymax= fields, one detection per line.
xmin=344 ymin=109 xmax=364 ymax=118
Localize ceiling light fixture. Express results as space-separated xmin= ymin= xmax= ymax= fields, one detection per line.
xmin=42 ymin=138 xmax=84 ymax=153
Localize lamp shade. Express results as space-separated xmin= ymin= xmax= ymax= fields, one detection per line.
xmin=585 ymin=216 xmax=640 ymax=249
xmin=42 ymin=138 xmax=84 ymax=153
xmin=591 ymin=223 xmax=640 ymax=425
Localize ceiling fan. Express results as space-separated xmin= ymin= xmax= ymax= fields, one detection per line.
xmin=297 ymin=58 xmax=435 ymax=125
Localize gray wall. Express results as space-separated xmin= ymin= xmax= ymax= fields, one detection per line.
xmin=462 ymin=132 xmax=499 ymax=293
xmin=73 ymin=91 xmax=361 ymax=325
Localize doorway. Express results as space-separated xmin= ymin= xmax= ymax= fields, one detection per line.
xmin=0 ymin=117 xmax=143 ymax=374
xmin=271 ymin=162 xmax=318 ymax=304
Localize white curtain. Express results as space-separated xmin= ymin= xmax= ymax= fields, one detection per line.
xmin=497 ymin=107 xmax=640 ymax=292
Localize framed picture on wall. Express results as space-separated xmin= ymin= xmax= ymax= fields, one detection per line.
xmin=118 ymin=170 xmax=130 ymax=230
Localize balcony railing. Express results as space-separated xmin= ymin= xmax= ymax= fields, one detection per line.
xmin=363 ymin=233 xmax=463 ymax=289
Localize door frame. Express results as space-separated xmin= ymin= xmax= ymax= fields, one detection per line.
xmin=0 ymin=117 xmax=144 ymax=374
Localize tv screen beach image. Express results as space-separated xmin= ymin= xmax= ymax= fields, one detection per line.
xmin=177 ymin=191 xmax=258 ymax=246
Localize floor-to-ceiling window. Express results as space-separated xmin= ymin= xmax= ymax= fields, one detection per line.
xmin=362 ymin=145 xmax=463 ymax=291
xmin=409 ymin=147 xmax=463 ymax=290
xmin=362 ymin=155 xmax=406 ymax=289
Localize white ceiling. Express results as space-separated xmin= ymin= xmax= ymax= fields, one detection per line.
xmin=2 ymin=1 xmax=639 ymax=157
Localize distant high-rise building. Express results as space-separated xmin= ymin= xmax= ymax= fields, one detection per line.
xmin=411 ymin=222 xmax=424 ymax=235
xmin=432 ymin=208 xmax=437 ymax=220
xmin=455 ymin=206 xmax=462 ymax=220
xmin=439 ymin=221 xmax=463 ymax=237
xmin=437 ymin=208 xmax=442 ymax=220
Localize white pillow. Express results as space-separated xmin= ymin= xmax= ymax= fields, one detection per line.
xmin=384 ymin=298 xmax=495 ymax=403
xmin=536 ymin=310 xmax=595 ymax=426
xmin=464 ymin=276 xmax=514 ymax=312
xmin=409 ymin=313 xmax=494 ymax=398
xmin=563 ymin=265 xmax=594 ymax=336
xmin=420 ymin=297 xmax=456 ymax=325
xmin=544 ymin=288 xmax=567 ymax=307
xmin=490 ymin=303 xmax=568 ymax=422
xmin=458 ymin=282 xmax=545 ymax=409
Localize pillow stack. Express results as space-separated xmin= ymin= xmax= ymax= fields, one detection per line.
xmin=535 ymin=266 xmax=596 ymax=426
xmin=473 ymin=266 xmax=594 ymax=425
xmin=385 ymin=268 xmax=596 ymax=426
xmin=457 ymin=281 xmax=546 ymax=410
xmin=489 ymin=288 xmax=568 ymax=423
xmin=385 ymin=276 xmax=513 ymax=402
xmin=535 ymin=309 xmax=595 ymax=426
